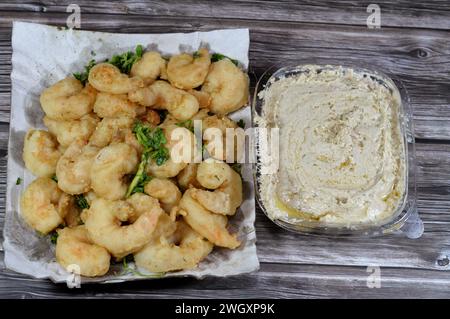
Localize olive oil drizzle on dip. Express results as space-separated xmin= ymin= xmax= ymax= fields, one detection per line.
xmin=257 ymin=65 xmax=406 ymax=227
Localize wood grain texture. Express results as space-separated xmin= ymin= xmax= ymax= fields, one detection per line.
xmin=1 ymin=1 xmax=450 ymax=298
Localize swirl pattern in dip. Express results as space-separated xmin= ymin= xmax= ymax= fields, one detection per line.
xmin=258 ymin=65 xmax=406 ymax=227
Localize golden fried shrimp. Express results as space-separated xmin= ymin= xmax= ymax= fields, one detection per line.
xmin=188 ymin=89 xmax=211 ymax=108
xmin=179 ymin=189 xmax=240 ymax=249
xmin=147 ymin=125 xmax=198 ymax=178
xmin=138 ymin=109 xmax=161 ymax=126
xmin=56 ymin=225 xmax=110 ymax=277
xmin=195 ymin=160 xmax=243 ymax=215
xmin=177 ymin=163 xmax=202 ymax=190
xmin=167 ymin=48 xmax=211 ymax=90
xmin=130 ymin=51 xmax=167 ymax=85
xmin=134 ymin=220 xmax=213 ymax=273
xmin=88 ymin=117 xmax=134 ymax=148
xmin=23 ymin=129 xmax=61 ymax=177
xmin=57 ymin=193 xmax=82 ymax=227
xmin=93 ymin=92 xmax=138 ymax=118
xmin=128 ymin=86 xmax=158 ymax=107
xmin=201 ymin=59 xmax=249 ymax=115
xmin=144 ymin=178 xmax=181 ymax=213
xmin=56 ymin=139 xmax=100 ymax=194
xmin=90 ymin=143 xmax=139 ymax=200
xmin=150 ymin=81 xmax=199 ymax=121
xmin=84 ymin=194 xmax=163 ymax=258
xmin=20 ymin=177 xmax=64 ymax=234
xmin=40 ymin=78 xmax=97 ymax=120
xmin=202 ymin=115 xmax=239 ymax=161
xmin=88 ymin=63 xmax=144 ymax=94
xmin=44 ymin=113 xmax=100 ymax=147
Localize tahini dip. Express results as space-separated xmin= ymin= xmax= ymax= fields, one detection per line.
xmin=257 ymin=65 xmax=406 ymax=227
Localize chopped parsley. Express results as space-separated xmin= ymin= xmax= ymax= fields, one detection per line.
xmin=176 ymin=119 xmax=194 ymax=132
xmin=107 ymin=44 xmax=144 ymax=74
xmin=126 ymin=122 xmax=169 ymax=197
xmin=49 ymin=231 xmax=59 ymax=244
xmin=73 ymin=59 xmax=96 ymax=85
xmin=210 ymin=53 xmax=239 ymax=66
xmin=237 ymin=119 xmax=245 ymax=129
xmin=74 ymin=194 xmax=90 ymax=210
xmin=16 ymin=177 xmax=21 ymax=185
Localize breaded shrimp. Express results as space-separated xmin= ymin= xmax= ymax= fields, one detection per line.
xmin=147 ymin=125 xmax=198 ymax=178
xmin=177 ymin=163 xmax=202 ymax=190
xmin=88 ymin=117 xmax=134 ymax=148
xmin=84 ymin=194 xmax=163 ymax=258
xmin=193 ymin=160 xmax=242 ymax=216
xmin=134 ymin=220 xmax=213 ymax=273
xmin=56 ymin=225 xmax=110 ymax=277
xmin=90 ymin=143 xmax=139 ymax=200
xmin=202 ymin=115 xmax=239 ymax=161
xmin=20 ymin=177 xmax=64 ymax=234
xmin=144 ymin=178 xmax=181 ymax=213
xmin=167 ymin=48 xmax=211 ymax=90
xmin=40 ymin=77 xmax=97 ymax=120
xmin=201 ymin=59 xmax=249 ymax=115
xmin=130 ymin=51 xmax=167 ymax=85
xmin=188 ymin=89 xmax=211 ymax=108
xmin=93 ymin=92 xmax=138 ymax=118
xmin=179 ymin=188 xmax=240 ymax=249
xmin=23 ymin=129 xmax=61 ymax=177
xmin=88 ymin=63 xmax=144 ymax=94
xmin=56 ymin=139 xmax=100 ymax=194
xmin=150 ymin=80 xmax=199 ymax=121
xmin=44 ymin=113 xmax=100 ymax=147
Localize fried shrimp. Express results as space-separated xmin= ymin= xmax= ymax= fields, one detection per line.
xmin=88 ymin=117 xmax=134 ymax=148
xmin=93 ymin=92 xmax=138 ymax=118
xmin=56 ymin=225 xmax=110 ymax=277
xmin=44 ymin=113 xmax=100 ymax=147
xmin=130 ymin=51 xmax=167 ymax=85
xmin=20 ymin=177 xmax=64 ymax=234
xmin=177 ymin=163 xmax=202 ymax=190
xmin=40 ymin=77 xmax=97 ymax=120
xmin=150 ymin=81 xmax=199 ymax=121
xmin=57 ymin=193 xmax=82 ymax=227
xmin=147 ymin=125 xmax=198 ymax=178
xmin=144 ymin=178 xmax=181 ymax=213
xmin=194 ymin=160 xmax=242 ymax=215
xmin=134 ymin=220 xmax=213 ymax=273
xmin=88 ymin=63 xmax=144 ymax=94
xmin=84 ymin=194 xmax=163 ymax=258
xmin=56 ymin=139 xmax=100 ymax=194
xmin=23 ymin=129 xmax=61 ymax=177
xmin=167 ymin=48 xmax=211 ymax=90
xmin=128 ymin=86 xmax=158 ymax=107
xmin=201 ymin=59 xmax=249 ymax=115
xmin=179 ymin=188 xmax=240 ymax=249
xmin=188 ymin=89 xmax=211 ymax=108
xmin=90 ymin=143 xmax=139 ymax=200
xmin=202 ymin=115 xmax=239 ymax=161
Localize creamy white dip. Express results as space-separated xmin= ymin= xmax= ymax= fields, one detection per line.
xmin=258 ymin=65 xmax=406 ymax=227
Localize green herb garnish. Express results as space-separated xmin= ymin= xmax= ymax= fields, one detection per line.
xmin=73 ymin=59 xmax=96 ymax=85
xmin=49 ymin=231 xmax=58 ymax=244
xmin=126 ymin=122 xmax=169 ymax=197
xmin=107 ymin=44 xmax=144 ymax=74
xmin=231 ymin=163 xmax=242 ymax=176
xmin=237 ymin=119 xmax=245 ymax=129
xmin=75 ymin=194 xmax=90 ymax=210
xmin=16 ymin=177 xmax=21 ymax=185
xmin=51 ymin=175 xmax=58 ymax=183
xmin=122 ymin=254 xmax=165 ymax=278
xmin=176 ymin=119 xmax=194 ymax=132
xmin=211 ymin=53 xmax=239 ymax=66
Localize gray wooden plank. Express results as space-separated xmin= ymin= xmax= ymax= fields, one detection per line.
xmin=0 ymin=14 xmax=450 ymax=138
xmin=1 ymin=258 xmax=450 ymax=298
xmin=1 ymin=0 xmax=450 ymax=30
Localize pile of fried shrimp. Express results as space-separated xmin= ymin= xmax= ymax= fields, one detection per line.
xmin=20 ymin=46 xmax=249 ymax=277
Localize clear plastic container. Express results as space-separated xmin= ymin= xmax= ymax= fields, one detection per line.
xmin=252 ymin=63 xmax=423 ymax=238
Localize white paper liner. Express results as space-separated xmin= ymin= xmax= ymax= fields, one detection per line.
xmin=3 ymin=22 xmax=259 ymax=283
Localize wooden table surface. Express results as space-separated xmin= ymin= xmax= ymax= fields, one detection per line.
xmin=1 ymin=0 xmax=450 ymax=298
